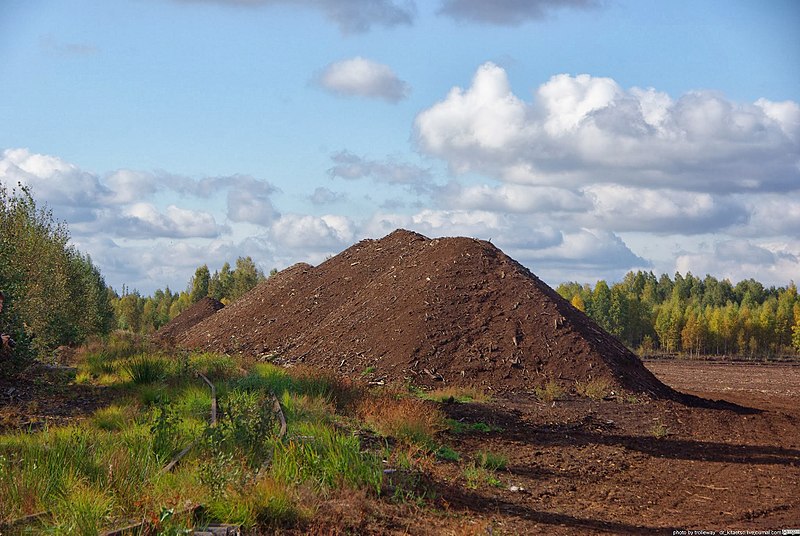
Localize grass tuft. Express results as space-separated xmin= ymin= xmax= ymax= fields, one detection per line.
xmin=534 ymin=381 xmax=564 ymax=402
xmin=358 ymin=394 xmax=446 ymax=448
xmin=123 ymin=354 xmax=169 ymax=384
xmin=575 ymin=378 xmax=612 ymax=400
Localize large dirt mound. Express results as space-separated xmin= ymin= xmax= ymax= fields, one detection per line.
xmin=177 ymin=230 xmax=674 ymax=397
xmin=155 ymin=296 xmax=224 ymax=344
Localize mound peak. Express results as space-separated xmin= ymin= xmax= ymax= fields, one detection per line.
xmin=176 ymin=230 xmax=673 ymax=397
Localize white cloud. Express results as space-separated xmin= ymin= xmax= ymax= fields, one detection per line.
xmin=730 ymin=194 xmax=800 ymax=238
xmin=268 ymin=213 xmax=355 ymax=252
xmin=225 ymin=176 xmax=280 ymax=226
xmin=0 ymin=147 xmax=112 ymax=207
xmin=316 ymin=57 xmax=410 ymax=102
xmin=435 ymin=182 xmax=591 ymax=213
xmin=438 ymin=0 xmax=600 ymax=26
xmin=76 ymin=203 xmax=228 ymax=239
xmin=583 ymin=185 xmax=749 ymax=234
xmin=415 ymin=63 xmax=800 ymax=193
xmin=104 ymin=170 xmax=159 ymax=204
xmin=675 ymin=240 xmax=799 ymax=285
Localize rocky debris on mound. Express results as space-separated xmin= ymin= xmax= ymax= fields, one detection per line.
xmin=154 ymin=297 xmax=225 ymax=344
xmin=176 ymin=230 xmax=675 ymax=398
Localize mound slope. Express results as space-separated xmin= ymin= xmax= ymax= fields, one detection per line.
xmin=177 ymin=230 xmax=673 ymax=397
xmin=155 ymin=296 xmax=224 ymax=344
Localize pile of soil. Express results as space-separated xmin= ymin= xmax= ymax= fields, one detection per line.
xmin=176 ymin=230 xmax=673 ymax=397
xmin=155 ymin=296 xmax=224 ymax=344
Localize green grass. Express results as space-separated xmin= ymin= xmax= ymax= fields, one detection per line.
xmin=435 ymin=445 xmax=460 ymax=462
xmin=475 ymin=450 xmax=508 ymax=471
xmin=270 ymin=421 xmax=383 ymax=494
xmin=91 ymin=405 xmax=133 ymax=432
xmin=446 ymin=419 xmax=502 ymax=434
xmin=123 ymin=354 xmax=170 ymax=384
xmin=0 ymin=344 xmax=468 ymax=533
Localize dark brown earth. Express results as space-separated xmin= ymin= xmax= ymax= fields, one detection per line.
xmin=295 ymin=361 xmax=800 ymax=535
xmin=154 ymin=296 xmax=224 ymax=344
xmin=176 ymin=230 xmax=673 ymax=399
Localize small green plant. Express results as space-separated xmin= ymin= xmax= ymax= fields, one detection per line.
xmin=435 ymin=445 xmax=460 ymax=462
xmin=575 ymin=378 xmax=611 ymax=400
xmin=150 ymin=401 xmax=182 ymax=461
xmin=86 ymin=351 xmax=117 ymax=377
xmin=446 ymin=419 xmax=501 ymax=434
xmin=463 ymin=463 xmax=503 ymax=490
xmin=650 ymin=422 xmax=669 ymax=438
xmin=622 ymin=393 xmax=641 ymax=404
xmin=361 ymin=365 xmax=377 ymax=376
xmin=475 ymin=450 xmax=508 ymax=471
xmin=534 ymin=381 xmax=564 ymax=402
xmin=217 ymin=389 xmax=277 ymax=466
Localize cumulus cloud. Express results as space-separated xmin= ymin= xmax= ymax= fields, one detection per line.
xmin=172 ymin=0 xmax=415 ymax=33
xmin=316 ymin=57 xmax=410 ymax=102
xmin=438 ymin=0 xmax=600 ymax=25
xmin=223 ymin=175 xmax=281 ymax=226
xmin=582 ymin=185 xmax=749 ymax=234
xmin=328 ymin=150 xmax=430 ymax=188
xmin=69 ymin=204 xmax=228 ymax=239
xmin=435 ymin=182 xmax=590 ymax=214
xmin=268 ymin=213 xmax=355 ymax=252
xmin=675 ymin=240 xmax=800 ymax=285
xmin=414 ymin=63 xmax=800 ymax=193
xmin=0 ymin=148 xmax=113 ymax=207
xmin=729 ymin=195 xmax=800 ymax=238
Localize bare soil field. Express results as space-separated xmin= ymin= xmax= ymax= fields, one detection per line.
xmin=306 ymin=360 xmax=800 ymax=535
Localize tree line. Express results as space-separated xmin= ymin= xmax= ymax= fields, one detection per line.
xmin=111 ymin=258 xmax=269 ymax=334
xmin=1 ymin=185 xmax=114 ymax=365
xmin=1 ymin=184 xmax=269 ymax=368
xmin=557 ymin=271 xmax=800 ymax=358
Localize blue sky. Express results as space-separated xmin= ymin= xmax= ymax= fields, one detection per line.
xmin=1 ymin=0 xmax=798 ymax=294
